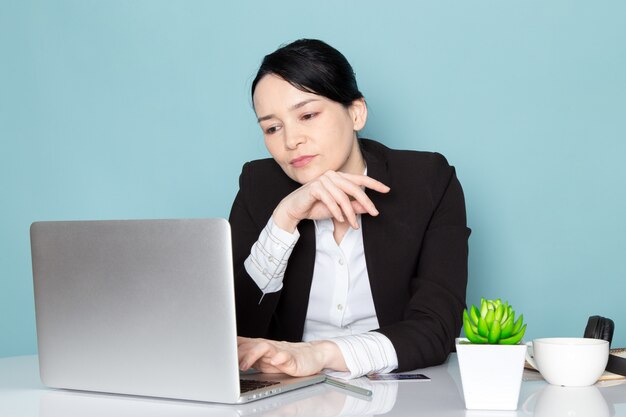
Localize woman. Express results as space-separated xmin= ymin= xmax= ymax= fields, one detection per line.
xmin=231 ymin=39 xmax=470 ymax=378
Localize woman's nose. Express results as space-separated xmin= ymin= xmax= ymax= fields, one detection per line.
xmin=284 ymin=126 xmax=306 ymax=149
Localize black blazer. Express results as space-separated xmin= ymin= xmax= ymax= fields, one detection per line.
xmin=229 ymin=139 xmax=470 ymax=372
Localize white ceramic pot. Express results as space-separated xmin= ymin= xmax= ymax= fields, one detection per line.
xmin=456 ymin=337 xmax=527 ymax=410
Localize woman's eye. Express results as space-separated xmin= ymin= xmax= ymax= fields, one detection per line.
xmin=265 ymin=125 xmax=280 ymax=135
xmin=301 ymin=112 xmax=318 ymax=121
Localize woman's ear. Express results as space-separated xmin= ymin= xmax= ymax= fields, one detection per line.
xmin=349 ymin=98 xmax=368 ymax=131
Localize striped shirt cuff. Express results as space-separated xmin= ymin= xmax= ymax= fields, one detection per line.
xmin=327 ymin=332 xmax=398 ymax=379
xmin=243 ymin=216 xmax=300 ymax=294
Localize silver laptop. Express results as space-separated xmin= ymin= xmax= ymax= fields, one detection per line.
xmin=30 ymin=218 xmax=324 ymax=403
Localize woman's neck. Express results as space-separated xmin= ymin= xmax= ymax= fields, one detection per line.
xmin=339 ymin=137 xmax=366 ymax=175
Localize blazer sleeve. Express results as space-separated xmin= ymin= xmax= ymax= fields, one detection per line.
xmin=373 ymin=153 xmax=470 ymax=372
xmin=228 ymin=162 xmax=284 ymax=338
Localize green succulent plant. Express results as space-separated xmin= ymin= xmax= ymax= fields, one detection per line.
xmin=463 ymin=298 xmax=527 ymax=344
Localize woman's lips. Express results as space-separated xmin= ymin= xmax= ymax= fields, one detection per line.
xmin=290 ymin=155 xmax=316 ymax=168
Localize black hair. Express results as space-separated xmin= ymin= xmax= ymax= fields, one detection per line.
xmin=251 ymin=39 xmax=363 ymax=107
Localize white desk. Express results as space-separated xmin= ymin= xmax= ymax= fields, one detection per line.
xmin=1 ymin=354 xmax=625 ymax=417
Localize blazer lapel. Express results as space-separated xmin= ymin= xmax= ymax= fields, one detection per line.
xmin=360 ymin=141 xmax=394 ymax=326
xmin=276 ymin=220 xmax=316 ymax=342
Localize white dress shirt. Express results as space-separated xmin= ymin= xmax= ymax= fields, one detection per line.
xmin=244 ymin=216 xmax=398 ymax=379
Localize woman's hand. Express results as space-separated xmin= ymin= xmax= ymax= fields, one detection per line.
xmin=237 ymin=336 xmax=348 ymax=377
xmin=273 ymin=171 xmax=390 ymax=233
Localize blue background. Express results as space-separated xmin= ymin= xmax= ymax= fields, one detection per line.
xmin=1 ymin=0 xmax=625 ymax=357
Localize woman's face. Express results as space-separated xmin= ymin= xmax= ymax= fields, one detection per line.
xmin=253 ymin=74 xmax=367 ymax=185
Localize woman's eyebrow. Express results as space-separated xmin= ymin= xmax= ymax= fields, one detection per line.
xmin=290 ymin=98 xmax=319 ymax=110
xmin=257 ymin=99 xmax=320 ymax=123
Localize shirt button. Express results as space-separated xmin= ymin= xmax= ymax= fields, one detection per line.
xmin=338 ymin=258 xmax=345 ymax=266
xmin=337 ymin=304 xmax=343 ymax=311
xmin=268 ymin=255 xmax=274 ymax=263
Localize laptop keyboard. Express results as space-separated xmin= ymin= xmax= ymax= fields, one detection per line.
xmin=240 ymin=379 xmax=280 ymax=393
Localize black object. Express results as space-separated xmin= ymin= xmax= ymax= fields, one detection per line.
xmin=584 ymin=315 xmax=626 ymax=377
xmin=584 ymin=315 xmax=615 ymax=346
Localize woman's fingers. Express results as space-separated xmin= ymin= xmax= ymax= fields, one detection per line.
xmin=339 ymin=172 xmax=391 ymax=194
xmin=309 ymin=183 xmax=346 ymax=224
xmin=350 ymin=200 xmax=368 ymax=214
xmin=318 ymin=172 xmax=386 ymax=223
xmin=237 ymin=338 xmax=299 ymax=375
xmin=274 ymin=171 xmax=390 ymax=230
xmin=267 ymin=346 xmax=310 ymax=376
xmin=318 ymin=175 xmax=359 ymax=228
xmin=334 ymin=176 xmax=379 ymax=217
xmin=238 ymin=338 xmax=277 ymax=371
xmin=237 ymin=339 xmax=338 ymax=377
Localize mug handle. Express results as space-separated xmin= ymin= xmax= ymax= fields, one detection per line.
xmin=525 ymin=341 xmax=538 ymax=370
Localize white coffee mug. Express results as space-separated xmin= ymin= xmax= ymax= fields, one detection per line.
xmin=526 ymin=337 xmax=609 ymax=386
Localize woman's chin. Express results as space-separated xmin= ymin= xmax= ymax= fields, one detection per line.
xmin=284 ymin=167 xmax=323 ymax=185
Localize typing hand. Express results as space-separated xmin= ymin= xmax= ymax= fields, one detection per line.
xmin=237 ymin=336 xmax=348 ymax=377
